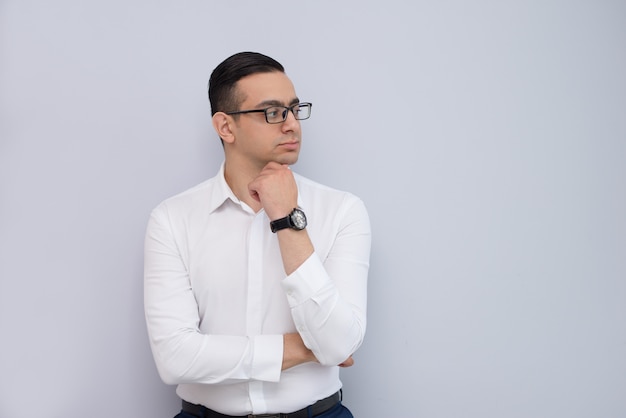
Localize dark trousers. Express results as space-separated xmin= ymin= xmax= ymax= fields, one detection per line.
xmin=174 ymin=401 xmax=354 ymax=418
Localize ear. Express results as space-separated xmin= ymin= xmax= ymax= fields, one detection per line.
xmin=212 ymin=112 xmax=235 ymax=144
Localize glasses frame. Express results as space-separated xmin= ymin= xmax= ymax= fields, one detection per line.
xmin=225 ymin=102 xmax=312 ymax=124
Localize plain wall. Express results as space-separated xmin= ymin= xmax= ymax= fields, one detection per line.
xmin=1 ymin=1 xmax=625 ymax=417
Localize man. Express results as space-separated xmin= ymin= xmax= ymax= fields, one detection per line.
xmin=144 ymin=52 xmax=371 ymax=418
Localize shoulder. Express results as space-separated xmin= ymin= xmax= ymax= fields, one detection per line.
xmin=294 ymin=172 xmax=355 ymax=197
xmin=151 ymin=176 xmax=220 ymax=218
xmin=293 ymin=172 xmax=368 ymax=217
xmin=293 ymin=173 xmax=370 ymax=250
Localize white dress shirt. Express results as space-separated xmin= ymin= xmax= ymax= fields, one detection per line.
xmin=144 ymin=163 xmax=371 ymax=415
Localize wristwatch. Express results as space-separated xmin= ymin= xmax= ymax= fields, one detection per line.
xmin=270 ymin=208 xmax=307 ymax=233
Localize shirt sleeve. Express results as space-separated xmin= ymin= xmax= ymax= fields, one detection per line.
xmin=143 ymin=205 xmax=283 ymax=385
xmin=281 ymin=197 xmax=371 ymax=366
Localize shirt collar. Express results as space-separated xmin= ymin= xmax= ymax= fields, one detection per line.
xmin=207 ymin=162 xmax=238 ymax=214
xmin=207 ymin=161 xmax=306 ymax=214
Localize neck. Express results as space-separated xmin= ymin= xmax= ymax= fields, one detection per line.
xmin=223 ymin=159 xmax=264 ymax=212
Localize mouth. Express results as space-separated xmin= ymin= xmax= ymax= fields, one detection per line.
xmin=278 ymin=140 xmax=300 ymax=150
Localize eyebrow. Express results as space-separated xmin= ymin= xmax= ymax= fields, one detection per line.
xmin=255 ymin=98 xmax=300 ymax=108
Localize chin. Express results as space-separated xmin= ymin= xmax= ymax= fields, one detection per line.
xmin=276 ymin=154 xmax=299 ymax=166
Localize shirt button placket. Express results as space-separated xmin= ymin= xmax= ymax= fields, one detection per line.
xmin=246 ymin=211 xmax=267 ymax=413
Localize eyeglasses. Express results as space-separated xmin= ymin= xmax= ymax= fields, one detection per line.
xmin=225 ymin=102 xmax=312 ymax=124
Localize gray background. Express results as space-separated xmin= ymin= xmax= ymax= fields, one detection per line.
xmin=1 ymin=1 xmax=625 ymax=417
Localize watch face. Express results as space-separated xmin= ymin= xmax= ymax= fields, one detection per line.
xmin=290 ymin=209 xmax=307 ymax=230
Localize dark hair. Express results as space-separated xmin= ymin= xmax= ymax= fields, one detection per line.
xmin=208 ymin=52 xmax=285 ymax=116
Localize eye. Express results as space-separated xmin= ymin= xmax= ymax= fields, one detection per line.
xmin=265 ymin=107 xmax=280 ymax=119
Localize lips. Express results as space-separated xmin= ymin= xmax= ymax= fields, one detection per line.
xmin=279 ymin=141 xmax=300 ymax=150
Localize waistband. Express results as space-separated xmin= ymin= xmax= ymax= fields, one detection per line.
xmin=181 ymin=390 xmax=341 ymax=418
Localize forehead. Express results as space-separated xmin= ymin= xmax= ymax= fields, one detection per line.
xmin=236 ymin=71 xmax=297 ymax=106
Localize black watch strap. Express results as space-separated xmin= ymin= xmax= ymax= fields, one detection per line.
xmin=270 ymin=216 xmax=291 ymax=233
xmin=270 ymin=208 xmax=307 ymax=233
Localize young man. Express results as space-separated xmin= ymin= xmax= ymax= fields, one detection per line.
xmin=144 ymin=52 xmax=371 ymax=418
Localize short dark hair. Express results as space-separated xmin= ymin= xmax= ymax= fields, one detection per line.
xmin=208 ymin=52 xmax=285 ymax=116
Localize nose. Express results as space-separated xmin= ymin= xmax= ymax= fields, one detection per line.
xmin=281 ymin=108 xmax=300 ymax=131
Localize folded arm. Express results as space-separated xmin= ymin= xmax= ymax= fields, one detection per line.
xmin=144 ymin=207 xmax=284 ymax=385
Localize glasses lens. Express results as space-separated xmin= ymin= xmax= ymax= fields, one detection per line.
xmin=264 ymin=103 xmax=311 ymax=123
xmin=264 ymin=107 xmax=284 ymax=123
xmin=293 ymin=103 xmax=311 ymax=120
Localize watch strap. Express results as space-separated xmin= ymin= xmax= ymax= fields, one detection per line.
xmin=270 ymin=215 xmax=292 ymax=233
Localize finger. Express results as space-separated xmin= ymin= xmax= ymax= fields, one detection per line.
xmin=249 ymin=188 xmax=261 ymax=202
xmin=338 ymin=357 xmax=355 ymax=367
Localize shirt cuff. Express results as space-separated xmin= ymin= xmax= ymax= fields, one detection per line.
xmin=251 ymin=334 xmax=283 ymax=382
xmin=281 ymin=253 xmax=330 ymax=307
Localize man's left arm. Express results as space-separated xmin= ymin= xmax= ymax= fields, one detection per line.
xmin=280 ymin=199 xmax=370 ymax=366
xmin=248 ymin=162 xmax=371 ymax=366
